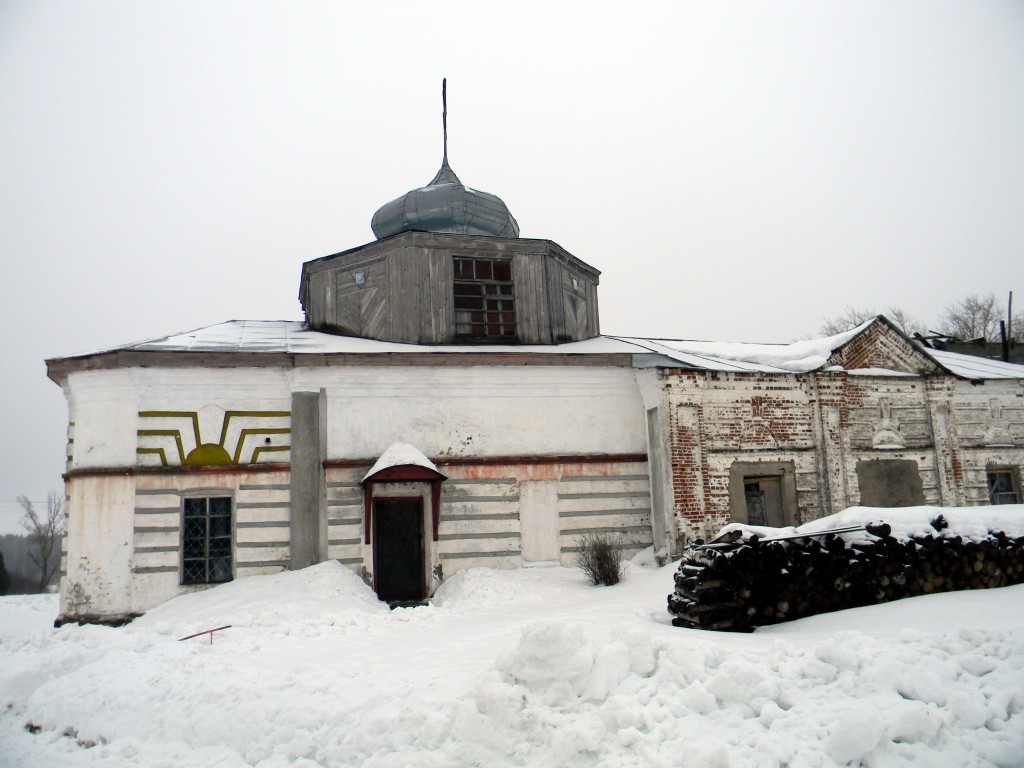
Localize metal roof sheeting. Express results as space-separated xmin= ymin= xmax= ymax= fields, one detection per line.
xmin=925 ymin=348 xmax=1024 ymax=380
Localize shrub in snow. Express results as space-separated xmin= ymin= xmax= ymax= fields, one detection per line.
xmin=574 ymin=533 xmax=623 ymax=586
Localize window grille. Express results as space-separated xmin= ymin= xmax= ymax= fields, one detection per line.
xmin=453 ymin=257 xmax=516 ymax=341
xmin=182 ymin=496 xmax=233 ymax=584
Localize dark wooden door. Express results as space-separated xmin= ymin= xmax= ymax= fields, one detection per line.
xmin=744 ymin=477 xmax=783 ymax=527
xmin=373 ymin=498 xmax=425 ymax=603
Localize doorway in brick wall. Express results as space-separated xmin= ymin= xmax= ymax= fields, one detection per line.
xmin=743 ymin=476 xmax=784 ymax=527
xmin=729 ymin=461 xmax=798 ymax=528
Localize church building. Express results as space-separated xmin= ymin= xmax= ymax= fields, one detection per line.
xmin=47 ymin=124 xmax=1024 ymax=624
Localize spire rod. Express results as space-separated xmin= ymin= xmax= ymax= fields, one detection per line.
xmin=427 ymin=79 xmax=460 ymax=186
xmin=442 ymin=78 xmax=448 ymax=165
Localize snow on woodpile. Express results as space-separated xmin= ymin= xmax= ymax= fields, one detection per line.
xmin=670 ymin=505 xmax=1024 ymax=632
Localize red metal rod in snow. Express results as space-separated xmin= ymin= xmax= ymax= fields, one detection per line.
xmin=178 ymin=625 xmax=231 ymax=643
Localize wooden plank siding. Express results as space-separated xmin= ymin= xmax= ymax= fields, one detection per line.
xmin=512 ymin=251 xmax=547 ymax=343
xmin=421 ymin=249 xmax=453 ymax=343
xmin=331 ymin=256 xmax=388 ymax=339
xmin=298 ymin=231 xmax=601 ymax=345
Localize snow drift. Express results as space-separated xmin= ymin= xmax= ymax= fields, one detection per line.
xmin=1 ymin=507 xmax=1022 ymax=767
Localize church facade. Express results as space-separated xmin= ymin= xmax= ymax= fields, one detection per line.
xmin=47 ymin=152 xmax=1024 ymax=624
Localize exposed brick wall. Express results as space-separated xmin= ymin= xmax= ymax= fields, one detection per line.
xmin=668 ymin=398 xmax=707 ymax=540
xmin=665 ymin=371 xmax=820 ymax=541
xmin=826 ymin=320 xmax=940 ymax=374
xmin=660 ymin=352 xmax=1024 ymax=548
xmin=948 ymin=379 xmax=1024 ymax=505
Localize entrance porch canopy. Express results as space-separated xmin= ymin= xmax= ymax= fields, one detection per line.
xmin=361 ymin=442 xmax=446 ymax=544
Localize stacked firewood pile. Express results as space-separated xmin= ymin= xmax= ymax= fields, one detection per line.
xmin=668 ymin=516 xmax=1024 ymax=632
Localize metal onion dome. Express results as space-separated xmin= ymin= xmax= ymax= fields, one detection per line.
xmin=370 ymin=80 xmax=520 ymax=240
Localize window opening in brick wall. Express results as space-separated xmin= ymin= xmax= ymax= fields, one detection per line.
xmin=743 ymin=476 xmax=783 ymax=527
xmin=182 ymin=496 xmax=233 ymax=584
xmin=730 ymin=462 xmax=797 ymax=528
xmin=855 ymin=459 xmax=925 ymax=508
xmin=453 ymin=256 xmax=516 ymax=341
xmin=987 ymin=470 xmax=1021 ymax=505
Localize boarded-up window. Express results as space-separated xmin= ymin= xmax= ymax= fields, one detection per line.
xmin=453 ymin=256 xmax=516 ymax=341
xmin=856 ymin=460 xmax=925 ymax=507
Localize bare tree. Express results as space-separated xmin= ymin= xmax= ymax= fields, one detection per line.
xmin=18 ymin=493 xmax=66 ymax=592
xmin=818 ymin=306 xmax=918 ymax=337
xmin=0 ymin=550 xmax=9 ymax=596
xmin=1011 ymin=311 xmax=1024 ymax=343
xmin=817 ymin=293 xmax=1018 ymax=345
xmin=936 ymin=293 xmax=1002 ymax=341
xmin=883 ymin=307 xmax=920 ymax=336
xmin=818 ymin=306 xmax=875 ymax=336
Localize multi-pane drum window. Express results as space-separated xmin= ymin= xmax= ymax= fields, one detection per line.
xmin=182 ymin=496 xmax=233 ymax=584
xmin=453 ymin=257 xmax=516 ymax=341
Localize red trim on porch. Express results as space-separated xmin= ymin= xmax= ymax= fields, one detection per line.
xmin=431 ymin=483 xmax=441 ymax=541
xmin=361 ymin=464 xmax=447 ymax=545
xmin=363 ymin=465 xmax=446 ymax=483
xmin=364 ymin=484 xmax=373 ymax=545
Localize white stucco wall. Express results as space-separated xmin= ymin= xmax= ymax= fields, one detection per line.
xmin=58 ymin=360 xmax=650 ymax=620
xmin=295 ymin=365 xmax=647 ymax=460
xmin=61 ymin=370 xmax=139 ymax=621
xmin=61 ymin=474 xmax=135 ymax=621
xmin=68 ymin=364 xmax=645 ymax=468
xmin=66 ymin=369 xmax=139 ymax=468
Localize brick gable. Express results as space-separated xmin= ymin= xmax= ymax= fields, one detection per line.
xmin=826 ymin=317 xmax=940 ymax=374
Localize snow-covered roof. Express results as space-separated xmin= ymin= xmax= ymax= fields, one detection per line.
xmin=609 ymin=322 xmax=867 ymax=374
xmin=924 ymin=347 xmax=1024 ymax=380
xmin=50 ymin=319 xmax=1024 ymax=381
xmin=362 ymin=442 xmax=441 ymax=482
xmin=63 ymin=320 xmax=642 ymax=358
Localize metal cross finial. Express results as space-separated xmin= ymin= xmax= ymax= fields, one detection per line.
xmin=442 ymin=78 xmax=448 ymax=164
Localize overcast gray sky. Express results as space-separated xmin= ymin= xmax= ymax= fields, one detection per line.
xmin=1 ymin=2 xmax=1022 ymax=533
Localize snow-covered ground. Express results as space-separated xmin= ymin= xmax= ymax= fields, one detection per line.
xmin=2 ymin=514 xmax=1023 ymax=767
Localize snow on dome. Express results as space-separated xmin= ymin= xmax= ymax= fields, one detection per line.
xmin=362 ymin=441 xmax=440 ymax=481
